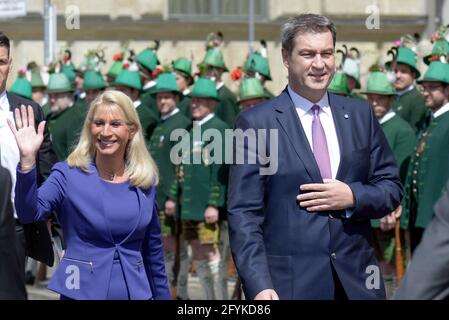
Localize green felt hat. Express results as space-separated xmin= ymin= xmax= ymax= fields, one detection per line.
xmin=417 ymin=61 xmax=449 ymax=84
xmin=173 ymin=58 xmax=192 ymax=78
xmin=10 ymin=75 xmax=32 ymax=99
xmin=46 ymin=72 xmax=74 ymax=94
xmin=190 ymin=77 xmax=219 ymax=101
xmin=385 ymin=47 xmax=421 ymax=78
xmin=30 ymin=71 xmax=46 ymax=88
xmin=137 ymin=48 xmax=159 ymax=72
xmin=360 ymin=71 xmax=397 ymax=96
xmin=108 ymin=60 xmax=123 ymax=78
xmin=114 ymin=69 xmax=142 ymax=90
xmin=201 ymin=48 xmax=228 ymax=72
xmin=238 ymin=78 xmax=268 ymax=102
xmin=327 ymin=72 xmax=350 ymax=95
xmin=423 ymin=39 xmax=449 ymax=65
xmin=62 ymin=64 xmax=77 ymax=83
xmin=152 ymin=73 xmax=181 ymax=95
xmin=244 ymin=53 xmax=272 ymax=80
xmin=83 ymin=70 xmax=106 ymax=90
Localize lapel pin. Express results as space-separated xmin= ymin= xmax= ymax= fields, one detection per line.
xmin=344 ymin=114 xmax=349 ymax=119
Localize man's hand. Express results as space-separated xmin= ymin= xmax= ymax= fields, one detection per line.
xmin=204 ymin=206 xmax=219 ymax=224
xmin=164 ymin=199 xmax=176 ymax=217
xmin=254 ymin=289 xmax=279 ymax=300
xmin=380 ymin=205 xmax=402 ymax=231
xmin=297 ymin=179 xmax=355 ymax=212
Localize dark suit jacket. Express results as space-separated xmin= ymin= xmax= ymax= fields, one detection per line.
xmin=227 ymin=89 xmax=403 ymax=300
xmin=0 ymin=166 xmax=27 ymax=299
xmin=8 ymin=92 xmax=58 ymax=266
xmin=394 ymin=181 xmax=449 ymax=300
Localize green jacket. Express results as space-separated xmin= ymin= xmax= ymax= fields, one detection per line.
xmin=140 ymin=90 xmax=160 ymax=118
xmin=47 ymin=106 xmax=82 ymax=160
xmin=392 ymin=86 xmax=427 ymax=133
xmin=178 ymin=94 xmax=192 ymax=119
xmin=371 ymin=114 xmax=415 ymax=228
xmin=148 ymin=110 xmax=191 ymax=209
xmin=172 ymin=115 xmax=229 ymax=221
xmin=401 ymin=110 xmax=449 ymax=229
xmin=66 ymin=98 xmax=89 ymax=148
xmin=136 ymin=100 xmax=159 ymax=144
xmin=215 ymin=85 xmax=239 ymax=128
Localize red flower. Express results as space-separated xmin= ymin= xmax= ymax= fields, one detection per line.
xmin=231 ymin=67 xmax=243 ymax=81
xmin=430 ymin=55 xmax=440 ymax=61
xmin=122 ymin=62 xmax=130 ymax=69
xmin=113 ymin=53 xmax=123 ymax=61
xmin=152 ymin=66 xmax=164 ymax=79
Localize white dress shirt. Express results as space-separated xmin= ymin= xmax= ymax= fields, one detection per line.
xmin=0 ymin=91 xmax=20 ymax=217
xmin=288 ymin=86 xmax=341 ymax=179
xmin=161 ymin=108 xmax=180 ymax=121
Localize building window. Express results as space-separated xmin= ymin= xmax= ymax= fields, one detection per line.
xmin=168 ymin=0 xmax=268 ymax=21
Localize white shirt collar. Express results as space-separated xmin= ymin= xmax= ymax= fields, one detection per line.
xmin=379 ymin=110 xmax=396 ymax=125
xmin=397 ymin=84 xmax=415 ymax=96
xmin=194 ymin=113 xmax=215 ymax=127
xmin=0 ymin=91 xmax=9 ymax=112
xmin=216 ymin=82 xmax=224 ymax=91
xmin=433 ymin=102 xmax=449 ymax=119
xmin=133 ymin=99 xmax=141 ymax=108
xmin=287 ymin=85 xmax=330 ymax=117
xmin=183 ymin=88 xmax=191 ymax=96
xmin=161 ymin=108 xmax=180 ymax=121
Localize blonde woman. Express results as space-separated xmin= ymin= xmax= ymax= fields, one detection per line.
xmin=8 ymin=90 xmax=170 ymax=300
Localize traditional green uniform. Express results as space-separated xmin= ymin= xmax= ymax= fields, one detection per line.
xmin=149 ymin=111 xmax=190 ymax=231
xmin=401 ymin=61 xmax=449 ymax=248
xmin=215 ymin=84 xmax=239 ymax=127
xmin=177 ymin=115 xmax=228 ymax=222
xmin=392 ymin=87 xmax=427 ymax=133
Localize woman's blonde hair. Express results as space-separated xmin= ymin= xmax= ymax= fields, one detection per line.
xmin=67 ymin=90 xmax=159 ymax=189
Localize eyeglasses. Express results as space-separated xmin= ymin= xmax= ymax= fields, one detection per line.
xmin=421 ymin=84 xmax=445 ymax=92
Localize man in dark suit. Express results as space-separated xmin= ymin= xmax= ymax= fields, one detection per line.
xmin=227 ymin=14 xmax=403 ymax=300
xmin=394 ymin=180 xmax=449 ymax=300
xmin=0 ymin=166 xmax=26 ymax=299
xmin=0 ymin=32 xmax=57 ymax=287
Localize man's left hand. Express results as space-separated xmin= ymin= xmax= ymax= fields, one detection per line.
xmin=297 ymin=179 xmax=355 ymax=212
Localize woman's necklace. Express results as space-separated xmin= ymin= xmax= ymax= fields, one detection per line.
xmin=98 ymin=167 xmax=117 ymax=181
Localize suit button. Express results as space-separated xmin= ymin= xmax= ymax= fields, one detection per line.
xmin=331 ymin=253 xmax=337 ymax=260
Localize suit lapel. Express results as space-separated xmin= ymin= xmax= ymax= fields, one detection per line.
xmin=328 ymin=93 xmax=350 ymax=181
xmin=274 ymin=89 xmax=322 ymax=182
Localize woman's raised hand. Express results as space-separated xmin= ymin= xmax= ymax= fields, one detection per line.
xmin=7 ymin=105 xmax=46 ymax=171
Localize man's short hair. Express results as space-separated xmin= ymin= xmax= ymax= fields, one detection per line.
xmin=281 ymin=14 xmax=337 ymax=56
xmin=0 ymin=32 xmax=10 ymax=56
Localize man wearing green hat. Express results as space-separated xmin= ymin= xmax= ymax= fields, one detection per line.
xmin=361 ymin=71 xmax=415 ymax=298
xmin=327 ymin=72 xmax=350 ymax=97
xmin=65 ymin=69 xmax=106 ymax=147
xmin=114 ymin=66 xmax=159 ymax=143
xmin=173 ymin=57 xmax=194 ymax=119
xmin=239 ymin=77 xmax=269 ymax=111
xmin=202 ymin=48 xmax=239 ymax=128
xmin=387 ymin=47 xmax=427 ymax=133
xmin=244 ymin=52 xmax=274 ymax=98
xmin=137 ymin=47 xmax=160 ymax=92
xmin=169 ymin=78 xmax=229 ymax=299
xmin=45 ymin=72 xmax=82 ymax=160
xmin=401 ymin=60 xmax=449 ymax=253
xmin=147 ymin=73 xmax=191 ymax=300
xmin=29 ymin=69 xmax=48 ymax=107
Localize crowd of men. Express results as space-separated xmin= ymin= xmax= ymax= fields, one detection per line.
xmin=2 ymin=23 xmax=449 ymax=299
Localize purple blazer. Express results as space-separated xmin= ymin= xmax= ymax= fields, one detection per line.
xmin=15 ymin=161 xmax=170 ymax=300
